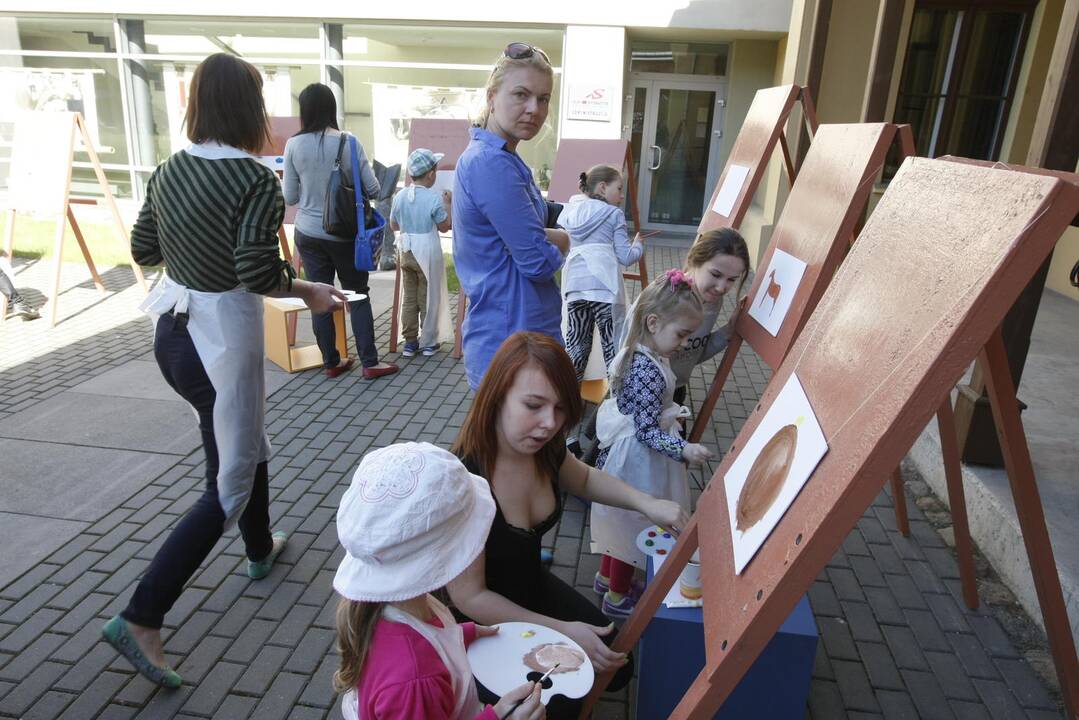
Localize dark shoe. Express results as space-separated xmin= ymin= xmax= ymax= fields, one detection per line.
xmin=402 ymin=341 xmax=419 ymax=357
xmin=593 ymin=572 xmax=645 ymax=600
xmin=602 ymin=591 xmax=638 ymax=619
xmin=362 ymin=362 xmax=400 ymax=380
xmin=248 ymin=531 xmax=288 ymax=579
xmin=101 ymin=616 xmax=182 ymax=688
xmin=421 ymin=344 xmax=440 ymax=357
xmin=325 ymin=358 xmax=355 ymax=379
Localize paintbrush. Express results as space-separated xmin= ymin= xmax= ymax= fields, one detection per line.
xmin=499 ymin=663 xmax=560 ymax=720
xmin=637 ymin=230 xmax=663 ymax=240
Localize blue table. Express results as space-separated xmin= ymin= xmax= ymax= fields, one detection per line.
xmin=637 ymin=560 xmax=818 ymax=719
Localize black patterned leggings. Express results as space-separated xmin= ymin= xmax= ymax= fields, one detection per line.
xmin=565 ymin=299 xmax=616 ymax=383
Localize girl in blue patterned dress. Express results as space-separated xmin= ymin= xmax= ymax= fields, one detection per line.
xmin=591 ymin=269 xmax=715 ymax=617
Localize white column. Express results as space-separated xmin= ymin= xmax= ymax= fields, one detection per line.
xmin=559 ymin=25 xmax=626 ymax=140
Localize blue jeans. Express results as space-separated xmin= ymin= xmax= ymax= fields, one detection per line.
xmin=121 ymin=313 xmax=272 ymax=630
xmin=295 ymin=230 xmax=379 ymax=368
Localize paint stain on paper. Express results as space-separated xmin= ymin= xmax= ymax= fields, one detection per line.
xmin=736 ymin=424 xmax=798 ymax=531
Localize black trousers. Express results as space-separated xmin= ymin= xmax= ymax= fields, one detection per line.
xmin=294 ymin=230 xmax=379 ymax=368
xmin=475 ymin=569 xmax=635 ymax=720
xmin=121 ymin=313 xmax=272 ymax=629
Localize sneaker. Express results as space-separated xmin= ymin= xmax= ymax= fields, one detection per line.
xmin=10 ymin=299 xmax=39 ymax=320
xmin=248 ymin=531 xmax=288 ymax=579
xmin=402 ymin=341 xmax=419 ymax=357
xmin=421 ymin=344 xmax=440 ymax=357
xmin=593 ymin=572 xmax=645 ymax=600
xmin=602 ymin=591 xmax=638 ymax=619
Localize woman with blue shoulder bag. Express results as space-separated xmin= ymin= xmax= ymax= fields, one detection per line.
xmin=283 ymin=82 xmax=399 ymax=380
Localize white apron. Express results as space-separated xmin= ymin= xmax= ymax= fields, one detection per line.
xmin=590 ymin=346 xmax=692 ymax=568
xmin=139 ymin=274 xmax=271 ymax=528
xmin=341 ymin=595 xmax=483 ymax=720
xmin=396 ymin=189 xmax=453 ymax=348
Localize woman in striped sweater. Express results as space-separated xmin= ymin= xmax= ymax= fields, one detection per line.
xmin=100 ymin=53 xmax=346 ymax=689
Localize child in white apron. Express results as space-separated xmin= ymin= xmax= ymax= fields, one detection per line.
xmin=332 ymin=442 xmax=544 ymax=720
xmin=591 ymin=270 xmax=715 ymax=618
xmin=557 ymin=165 xmax=644 ymax=383
xmin=389 ymin=148 xmax=453 ymax=357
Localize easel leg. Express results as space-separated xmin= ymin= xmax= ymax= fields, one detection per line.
xmin=890 ymin=467 xmax=910 ymax=536
xmin=688 ymin=336 xmax=743 ymax=444
xmin=778 ymin=134 xmax=798 ymax=185
xmin=67 ymin=207 xmax=104 ymax=294
xmin=46 ymin=208 xmax=67 ymax=327
xmin=285 ymin=229 xmax=301 ymax=347
xmin=936 ymin=396 xmax=979 ymax=609
xmin=982 ymin=328 xmax=1079 ymax=715
xmin=668 ymin=668 xmax=734 ymax=720
xmin=578 ymin=519 xmax=701 ymax=719
xmin=390 ymin=262 xmax=401 ymax=353
xmin=452 ymin=289 xmax=466 ymax=359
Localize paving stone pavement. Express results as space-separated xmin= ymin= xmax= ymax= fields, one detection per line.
xmin=0 ymin=247 xmax=1064 ymax=719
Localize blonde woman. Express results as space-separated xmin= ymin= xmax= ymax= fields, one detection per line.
xmin=452 ymin=43 xmax=570 ymax=390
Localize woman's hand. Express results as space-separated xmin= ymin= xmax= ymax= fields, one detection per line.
xmin=682 ymin=443 xmax=713 ymax=466
xmin=298 ymin=280 xmax=347 ymax=314
xmin=475 ymin=624 xmax=500 ymax=639
xmin=643 ymin=498 xmax=690 ymax=536
xmin=492 ymin=682 xmax=545 ymax=720
xmin=545 ymin=228 xmax=570 ymax=255
xmin=558 ymin=621 xmax=627 ymax=674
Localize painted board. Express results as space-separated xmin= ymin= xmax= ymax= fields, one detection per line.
xmin=407 ymin=118 xmax=471 ymax=170
xmin=735 ymin=123 xmax=894 ymax=370
xmin=690 ymin=157 xmax=1079 ymax=704
xmin=546 ymin=139 xmax=631 ymax=203
xmin=722 ymin=373 xmax=827 ymax=574
xmin=698 ymin=85 xmax=799 ymax=234
xmin=746 ymin=248 xmax=808 ymax=337
xmin=7 ymin=111 xmax=75 ymax=218
xmin=467 ymin=621 xmax=594 ymax=705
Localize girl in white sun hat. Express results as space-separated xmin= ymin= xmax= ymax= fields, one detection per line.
xmin=333 ymin=441 xmax=545 ymax=720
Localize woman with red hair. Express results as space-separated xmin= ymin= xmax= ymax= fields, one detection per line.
xmin=448 ymin=331 xmax=687 ymax=719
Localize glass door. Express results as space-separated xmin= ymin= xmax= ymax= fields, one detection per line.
xmin=629 ymin=77 xmax=726 ymax=234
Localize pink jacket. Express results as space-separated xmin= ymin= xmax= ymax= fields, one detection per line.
xmin=354 ymin=616 xmax=498 ymax=720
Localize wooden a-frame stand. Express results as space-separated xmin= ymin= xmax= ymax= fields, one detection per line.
xmin=579 ymin=158 xmax=1079 ymax=720
xmin=2 ymin=111 xmax=147 ymax=326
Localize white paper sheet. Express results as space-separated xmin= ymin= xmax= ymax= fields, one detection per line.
xmin=723 ymin=373 xmax=828 ymax=575
xmin=711 ymin=164 xmax=751 ymax=218
xmin=747 ymin=247 xmax=808 ymax=337
xmin=271 ymin=291 xmax=368 ymax=308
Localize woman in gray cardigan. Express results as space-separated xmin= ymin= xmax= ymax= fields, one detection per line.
xmin=283 ymin=83 xmax=399 ymax=380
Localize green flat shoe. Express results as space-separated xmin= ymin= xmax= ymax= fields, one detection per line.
xmin=101 ymin=616 xmax=182 ymax=689
xmin=248 ymin=530 xmax=289 ymax=579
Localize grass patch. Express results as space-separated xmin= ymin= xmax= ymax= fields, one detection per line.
xmin=2 ymin=214 xmax=134 ymax=266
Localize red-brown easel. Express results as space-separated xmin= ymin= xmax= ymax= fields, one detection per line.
xmin=2 ymin=111 xmax=147 ymax=326
xmin=580 ymin=157 xmax=1079 ymax=719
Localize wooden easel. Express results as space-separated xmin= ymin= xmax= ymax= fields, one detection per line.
xmin=697 ymin=84 xmax=817 ymax=237
xmin=580 ymin=157 xmax=1079 ymax=719
xmin=385 ymin=118 xmax=471 ymax=355
xmin=887 ymin=158 xmax=1079 ymax=613
xmin=2 ymin=111 xmax=147 ymax=326
xmin=686 ymin=122 xmax=916 ymax=444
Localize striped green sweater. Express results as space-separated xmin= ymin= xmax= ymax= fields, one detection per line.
xmin=131 ymin=149 xmax=294 ymax=294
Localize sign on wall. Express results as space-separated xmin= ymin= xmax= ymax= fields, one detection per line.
xmin=567 ymin=85 xmax=613 ymax=122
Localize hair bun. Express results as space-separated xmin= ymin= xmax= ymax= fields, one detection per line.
xmin=578 ymin=172 xmax=588 ymax=192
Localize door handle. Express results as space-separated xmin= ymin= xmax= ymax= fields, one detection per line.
xmin=650 ymin=145 xmax=662 ymax=171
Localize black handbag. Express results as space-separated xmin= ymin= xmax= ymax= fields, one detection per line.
xmin=323 ymin=133 xmax=375 ymax=239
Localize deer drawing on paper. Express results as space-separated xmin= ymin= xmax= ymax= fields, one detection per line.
xmin=757 ymin=268 xmax=782 ymax=316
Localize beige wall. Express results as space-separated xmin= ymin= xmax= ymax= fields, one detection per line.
xmin=815 ymin=0 xmax=877 ymax=124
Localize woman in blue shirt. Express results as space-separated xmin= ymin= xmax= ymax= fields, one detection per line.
xmin=453 ymin=43 xmax=569 ymax=389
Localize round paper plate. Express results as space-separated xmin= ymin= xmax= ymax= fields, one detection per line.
xmin=467 ymin=621 xmax=594 ymax=704
xmin=635 ymin=525 xmax=677 ymax=557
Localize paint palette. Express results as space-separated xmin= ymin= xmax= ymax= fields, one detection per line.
xmin=635 ymin=526 xmax=677 ymax=557
xmin=467 ymin=621 xmax=594 ymax=704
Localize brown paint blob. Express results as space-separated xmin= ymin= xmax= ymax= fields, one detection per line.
xmin=736 ymin=424 xmax=798 ymax=531
xmin=523 ymin=643 xmax=586 ymax=674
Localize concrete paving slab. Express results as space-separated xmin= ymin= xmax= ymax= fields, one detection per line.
xmin=0 ymin=513 xmax=89 ymax=588
xmin=69 ymin=360 xmax=177 ymax=402
xmin=0 ymin=438 xmax=179 ymax=522
xmin=0 ymin=393 xmax=200 ymax=455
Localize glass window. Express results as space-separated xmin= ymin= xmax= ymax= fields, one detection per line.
xmin=891 ymin=2 xmax=1032 ymax=171
xmin=137 ymin=19 xmax=320 ymax=60
xmin=630 ymin=42 xmax=728 ymax=76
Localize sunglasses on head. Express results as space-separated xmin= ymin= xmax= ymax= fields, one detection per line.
xmin=504 ymin=42 xmax=550 ymax=63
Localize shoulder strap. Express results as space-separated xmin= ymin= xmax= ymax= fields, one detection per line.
xmin=334 ymin=133 xmax=347 ymax=168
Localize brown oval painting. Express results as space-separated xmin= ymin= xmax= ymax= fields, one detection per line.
xmin=736 ymin=424 xmax=798 ymax=532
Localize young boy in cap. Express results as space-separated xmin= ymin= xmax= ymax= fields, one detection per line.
xmin=389 ymin=148 xmax=453 ymax=357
